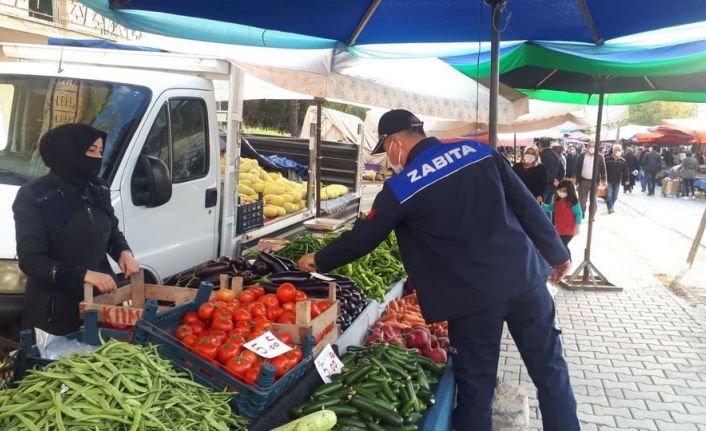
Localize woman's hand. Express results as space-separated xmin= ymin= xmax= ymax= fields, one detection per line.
xmin=85 ymin=270 xmax=117 ymax=293
xmin=536 ymin=196 xmax=543 ymax=204
xmin=574 ymin=225 xmax=580 ymax=235
xmin=119 ymin=251 xmax=140 ymax=278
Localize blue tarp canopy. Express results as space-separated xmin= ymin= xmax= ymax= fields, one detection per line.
xmin=100 ymin=0 xmax=706 ymax=46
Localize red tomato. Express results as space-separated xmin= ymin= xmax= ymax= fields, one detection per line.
xmin=288 ymin=347 xmax=303 ymax=363
xmin=239 ymin=290 xmax=256 ymax=304
xmin=274 ymin=330 xmax=293 ymax=346
xmin=294 ymin=290 xmax=307 ymax=302
xmin=266 ymin=306 xmax=284 ymax=322
xmin=182 ymin=311 xmax=200 ymax=325
xmin=217 ymin=342 xmax=241 ymax=364
xmin=181 ymin=334 xmax=198 ymax=348
xmin=310 ymin=301 xmax=321 ymax=319
xmin=211 ymin=317 xmax=234 ymax=333
xmin=229 ymin=328 xmax=250 ymax=338
xmin=247 ymin=330 xmax=266 ymax=342
xmin=253 ymin=317 xmax=273 ymax=333
xmin=197 ymin=303 xmax=215 ymax=320
xmin=284 ymin=348 xmax=302 ymax=369
xmin=240 ymin=350 xmax=259 ymax=365
xmin=225 ymin=354 xmax=252 ymax=377
xmin=208 ymin=329 xmax=228 ymax=345
xmin=214 ymin=288 xmax=236 ymax=303
xmin=189 ymin=320 xmax=207 ymax=335
xmin=248 ymin=286 xmax=265 ymax=299
xmin=270 ymin=355 xmax=291 ymax=378
xmin=213 ymin=307 xmax=231 ymax=320
xmin=276 ymin=283 xmax=296 ymax=303
xmin=233 ymin=308 xmax=252 ymax=323
xmin=175 ymin=324 xmax=193 ymax=340
xmin=262 ymin=294 xmax=279 ymax=309
xmin=227 ymin=334 xmax=246 ymax=349
xmin=250 ymin=302 xmax=267 ymax=319
xmin=210 ymin=300 xmax=228 ymax=309
xmin=281 ymin=302 xmax=296 ymax=312
xmin=277 ymin=310 xmax=296 ymax=324
xmin=194 ymin=338 xmax=219 ymax=360
xmin=318 ymin=300 xmax=332 ymax=312
xmin=234 ymin=320 xmax=254 ymax=332
xmin=244 ymin=367 xmax=260 ymax=385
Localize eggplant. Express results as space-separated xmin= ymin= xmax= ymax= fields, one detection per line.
xmin=251 ymin=260 xmax=271 ymax=276
xmin=258 ymin=251 xmax=290 ymax=273
xmin=273 ymin=255 xmax=297 ymax=271
xmin=239 ymin=271 xmax=260 ymax=285
xmin=232 ymin=257 xmax=248 ymax=271
xmin=195 ymin=262 xmax=232 ymax=279
xmin=266 ymin=271 xmax=312 ymax=284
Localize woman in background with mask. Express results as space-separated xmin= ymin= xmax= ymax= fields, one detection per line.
xmin=512 ymin=145 xmax=548 ymax=203
xmin=604 ymin=144 xmax=630 ymax=214
xmin=12 ymin=124 xmax=139 ymax=335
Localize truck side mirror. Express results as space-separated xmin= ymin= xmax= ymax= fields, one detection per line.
xmin=131 ymin=155 xmax=172 ymax=207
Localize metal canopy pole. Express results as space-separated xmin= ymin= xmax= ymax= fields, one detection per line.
xmin=315 ymin=98 xmax=324 ymax=218
xmin=562 ymin=92 xmax=621 ymax=291
xmin=485 ymin=0 xmax=506 ymax=150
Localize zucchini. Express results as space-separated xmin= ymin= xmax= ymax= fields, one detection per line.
xmin=271 ymin=409 xmax=337 ymax=431
xmin=350 ymin=397 xmax=403 ymax=427
xmin=313 ymin=381 xmax=345 ymax=397
xmin=325 ymin=405 xmax=359 ymax=417
xmin=366 ymin=422 xmax=389 ymax=431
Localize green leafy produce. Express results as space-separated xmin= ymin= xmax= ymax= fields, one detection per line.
xmin=0 ymin=340 xmax=248 ymax=431
xmin=278 ymin=232 xmax=405 ymax=302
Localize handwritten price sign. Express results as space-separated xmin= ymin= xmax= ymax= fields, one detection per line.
xmin=314 ymin=344 xmax=344 ymax=383
xmin=243 ymin=331 xmax=292 ymax=359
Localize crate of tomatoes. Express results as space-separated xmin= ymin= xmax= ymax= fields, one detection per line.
xmin=134 ymin=276 xmax=331 ymax=419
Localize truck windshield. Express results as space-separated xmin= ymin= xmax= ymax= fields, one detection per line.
xmin=0 ymin=75 xmax=150 ymax=185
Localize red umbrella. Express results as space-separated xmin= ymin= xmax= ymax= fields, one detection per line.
xmin=631 ymin=126 xmax=698 ymax=146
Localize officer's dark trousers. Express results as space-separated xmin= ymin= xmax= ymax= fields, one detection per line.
xmin=448 ymin=285 xmax=579 ymax=431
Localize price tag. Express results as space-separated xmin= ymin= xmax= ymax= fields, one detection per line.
xmin=311 ymin=272 xmax=335 ymax=282
xmin=314 ymin=343 xmax=344 ymax=383
xmin=243 ymin=331 xmax=292 ymax=359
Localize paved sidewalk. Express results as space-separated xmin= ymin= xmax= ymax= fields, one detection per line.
xmin=498 ymin=197 xmax=706 ymax=430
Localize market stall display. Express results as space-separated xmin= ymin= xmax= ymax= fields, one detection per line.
xmin=238 ymin=157 xmax=309 ymax=220
xmin=0 ymin=340 xmax=249 ymax=431
xmin=289 ymin=343 xmax=445 ymax=430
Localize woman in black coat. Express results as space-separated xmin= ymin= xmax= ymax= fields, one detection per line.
xmin=623 ymin=147 xmax=640 ymax=193
xmin=512 ymin=145 xmax=549 ymax=203
xmin=13 ymin=124 xmax=139 ymax=335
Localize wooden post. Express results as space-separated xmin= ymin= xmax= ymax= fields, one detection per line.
xmin=131 ymin=269 xmax=145 ymax=308
xmin=687 ymin=206 xmax=706 ymax=267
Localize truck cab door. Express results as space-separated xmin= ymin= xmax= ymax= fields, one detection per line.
xmin=120 ymin=90 xmax=219 ymax=280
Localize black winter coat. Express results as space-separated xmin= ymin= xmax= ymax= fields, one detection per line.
xmin=13 ymin=173 xmax=130 ymax=335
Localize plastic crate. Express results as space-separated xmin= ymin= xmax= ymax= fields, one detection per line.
xmin=15 ymin=310 xmax=132 ymax=379
xmin=135 ymin=282 xmax=315 ymax=419
xmin=236 ymin=195 xmax=264 ymax=234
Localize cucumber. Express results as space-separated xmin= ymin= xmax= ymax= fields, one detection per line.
xmin=350 ymin=397 xmax=403 ymax=427
xmin=300 ymin=398 xmax=341 ymax=415
xmin=366 ymin=422 xmax=389 ymax=431
xmin=313 ymin=381 xmax=345 ymax=397
xmin=325 ymin=405 xmax=359 ymax=417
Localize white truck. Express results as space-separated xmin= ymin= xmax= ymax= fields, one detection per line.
xmin=0 ymin=44 xmax=357 ymax=336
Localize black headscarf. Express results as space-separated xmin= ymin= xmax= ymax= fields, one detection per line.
xmin=39 ymin=124 xmax=107 ymax=188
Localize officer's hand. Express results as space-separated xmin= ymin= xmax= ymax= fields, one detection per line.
xmin=298 ymin=253 xmax=318 ymax=272
xmin=119 ymin=251 xmax=139 ymax=278
xmin=550 ymin=260 xmax=571 ymax=284
xmin=85 ymin=270 xmax=118 ymax=293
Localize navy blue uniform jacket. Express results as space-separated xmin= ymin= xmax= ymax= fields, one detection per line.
xmin=316 ymin=138 xmax=569 ymax=323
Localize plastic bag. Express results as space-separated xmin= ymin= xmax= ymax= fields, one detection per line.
xmin=35 ymin=328 xmax=98 ymax=360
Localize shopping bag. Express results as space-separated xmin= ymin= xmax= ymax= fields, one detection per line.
xmin=597 ymin=183 xmax=607 ymax=197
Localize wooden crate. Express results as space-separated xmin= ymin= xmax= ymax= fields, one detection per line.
xmin=79 ymin=270 xmax=197 ymax=326
xmin=217 ymin=274 xmax=339 ymax=349
xmin=273 ymin=283 xmax=339 ymax=345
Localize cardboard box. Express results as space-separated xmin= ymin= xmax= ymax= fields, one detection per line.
xmin=661 ymin=178 xmax=681 ymax=197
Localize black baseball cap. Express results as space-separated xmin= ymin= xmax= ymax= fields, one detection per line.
xmin=372 ymin=109 xmax=424 ymax=154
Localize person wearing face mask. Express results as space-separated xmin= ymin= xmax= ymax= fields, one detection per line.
xmin=571 ymin=142 xmax=606 ymax=222
xmin=565 ymin=145 xmax=578 ymax=179
xmin=298 ymin=109 xmax=579 ymax=431
xmin=12 ymin=123 xmax=139 ymax=335
xmin=542 ymin=179 xmax=582 ymax=261
xmin=511 ymin=145 xmax=548 ymax=203
xmin=604 ymin=144 xmax=631 ymax=214
xmin=623 ymin=147 xmax=640 ymax=193
xmin=641 ymin=146 xmax=662 ymax=196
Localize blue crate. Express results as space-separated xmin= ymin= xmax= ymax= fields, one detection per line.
xmin=419 ymin=358 xmax=456 ymax=431
xmin=135 ymin=282 xmax=315 ymax=419
xmin=15 ymin=310 xmax=132 ymax=379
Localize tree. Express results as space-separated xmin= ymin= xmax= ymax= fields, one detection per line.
xmin=625 ymin=102 xmax=696 ymax=126
xmin=242 ymin=99 xmax=367 ymax=135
